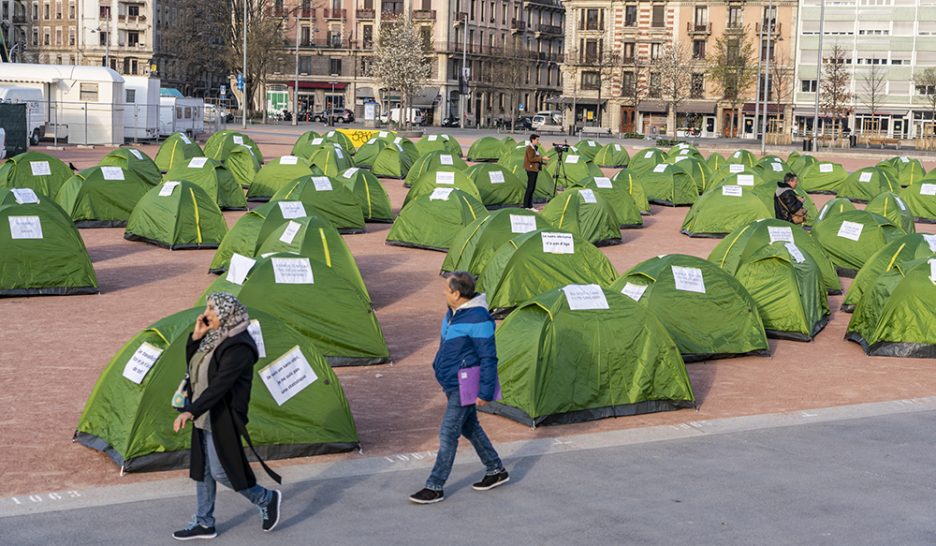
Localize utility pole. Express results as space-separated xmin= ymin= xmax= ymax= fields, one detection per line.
xmin=241 ymin=0 xmax=248 ymax=129
xmin=812 ymin=0 xmax=826 ymax=151
xmin=292 ymin=7 xmax=300 ymax=126
xmin=459 ymin=12 xmax=468 ymax=129
xmin=760 ymin=0 xmax=774 ymax=155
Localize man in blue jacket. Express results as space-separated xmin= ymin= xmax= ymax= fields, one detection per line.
xmin=409 ymin=271 xmax=509 ymax=504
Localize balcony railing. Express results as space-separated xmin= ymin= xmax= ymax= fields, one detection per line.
xmin=357 ymin=8 xmax=374 ymax=19
xmin=12 ymin=14 xmax=26 ymax=24
xmin=324 ymin=8 xmax=346 ymax=20
xmin=511 ymin=18 xmax=526 ymax=32
xmin=413 ymin=9 xmax=435 ymax=21
xmin=439 ymin=41 xmax=561 ymax=62
xmin=117 ymin=14 xmax=147 ymax=23
xmin=755 ymin=22 xmax=782 ymax=35
xmin=537 ymin=24 xmax=562 ymax=35
xmin=687 ymin=22 xmax=711 ymax=34
xmin=301 ymin=8 xmax=314 ymax=18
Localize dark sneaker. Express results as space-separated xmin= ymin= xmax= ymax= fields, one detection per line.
xmin=409 ymin=488 xmax=444 ymax=504
xmin=261 ymin=489 xmax=282 ymax=532
xmin=472 ymin=470 xmax=510 ymax=491
xmin=172 ymin=525 xmax=217 ymax=541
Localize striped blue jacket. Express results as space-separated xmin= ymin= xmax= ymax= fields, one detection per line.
xmin=432 ymin=293 xmax=499 ymax=401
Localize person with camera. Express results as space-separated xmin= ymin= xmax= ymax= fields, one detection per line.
xmin=775 ymin=172 xmax=807 ymax=225
xmin=523 ymin=134 xmax=546 ymax=209
xmin=171 ymin=292 xmax=282 ymax=540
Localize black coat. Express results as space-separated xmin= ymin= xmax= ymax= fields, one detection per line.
xmin=184 ymin=330 xmax=259 ymax=491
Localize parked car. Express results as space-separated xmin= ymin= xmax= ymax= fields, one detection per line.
xmin=531 ymin=110 xmax=563 ymax=130
xmin=441 ymin=115 xmax=460 ymax=128
xmin=311 ymin=108 xmax=355 ymax=123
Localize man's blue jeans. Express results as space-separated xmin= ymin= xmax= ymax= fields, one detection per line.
xmin=193 ymin=429 xmax=272 ymax=528
xmin=426 ymin=390 xmax=504 ymax=491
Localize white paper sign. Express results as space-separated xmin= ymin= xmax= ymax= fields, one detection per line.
xmin=771 ymin=163 xmax=783 ymax=172
xmin=614 ymin=144 xmax=621 ymax=151
xmin=226 ymin=253 xmax=256 ymax=285
xmin=435 ymin=171 xmax=455 ymax=184
xmin=674 ymin=156 xmax=688 ymax=163
xmin=343 ymin=167 xmax=359 ymax=178
xmin=29 ymin=161 xmax=52 ymax=176
xmin=562 ymin=284 xmax=609 ymax=310
xmin=335 ymin=148 xmax=345 ymax=159
xmin=837 ymin=221 xmax=864 ymax=241
xmin=923 ymin=234 xmax=936 ymax=253
xmin=736 ymin=174 xmax=755 ymax=186
xmin=859 ymin=172 xmax=873 ymax=183
xmin=8 ymin=215 xmax=42 ymax=239
xmin=429 ymin=187 xmax=453 ymax=201
xmin=785 ymin=242 xmax=806 ymax=263
xmin=566 ymin=155 xmax=580 ymax=164
xmin=11 ymin=188 xmax=39 ymax=204
xmin=428 ymin=135 xmax=438 ymax=141
xmin=721 ymin=185 xmax=743 ymax=197
xmin=594 ymin=177 xmax=613 ymax=188
xmin=819 ymin=163 xmax=833 ymax=173
xmin=312 ymin=138 xmax=324 ymax=145
xmin=122 ymin=342 xmax=163 ymax=384
xmin=644 ymin=151 xmax=654 ymax=159
xmin=541 ymin=232 xmax=575 ymax=254
xmin=280 ymin=155 xmax=299 ymax=165
xmin=271 ymin=257 xmax=314 ymax=284
xmin=620 ymin=282 xmax=648 ymax=302
xmin=733 ymin=151 xmax=742 ymax=158
xmin=393 ymin=137 xmax=402 ymax=144
xmin=488 ymin=171 xmax=505 ymax=184
xmin=247 ymin=320 xmax=267 ymax=359
xmin=729 ymin=164 xmax=745 ymax=173
xmin=259 ymin=346 xmax=318 ymax=406
xmin=768 ymin=226 xmax=794 ymax=243
xmin=509 ymin=214 xmax=537 ymax=234
xmin=159 ymin=181 xmax=180 ymax=196
xmin=232 ymin=135 xmax=244 ymax=145
xmin=378 ymin=131 xmax=389 ymax=138
xmin=671 ymin=266 xmax=706 ymax=293
xmin=312 ymin=176 xmax=333 ymax=191
xmin=440 ymin=154 xmax=454 ymax=165
xmin=277 ymin=201 xmax=307 ymax=219
xmin=895 ymin=196 xmax=907 ymax=211
xmin=327 ymin=131 xmax=335 ymax=137
xmin=179 ymin=134 xmax=192 ymax=144
xmin=187 ymin=157 xmax=208 ymax=169
xmin=128 ymin=149 xmax=143 ymax=160
xmin=921 ymin=183 xmax=936 ymax=196
xmin=101 ymin=166 xmax=125 ymax=180
xmin=279 ymin=220 xmax=302 ymax=244
xmin=579 ymin=189 xmax=598 ymax=203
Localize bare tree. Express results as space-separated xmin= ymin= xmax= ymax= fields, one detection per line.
xmin=490 ymin=36 xmax=532 ymax=132
xmin=768 ymin=50 xmax=793 ymax=135
xmin=368 ymin=16 xmax=431 ymax=130
xmin=708 ymin=31 xmax=757 ymax=137
xmin=860 ymin=61 xmax=887 ymax=137
xmin=228 ymin=0 xmax=289 ymax=120
xmin=160 ymin=1 xmax=230 ymax=97
xmin=619 ymin=54 xmax=648 ymax=133
xmin=657 ymin=41 xmax=692 ymax=137
xmin=914 ymin=67 xmax=936 ymax=137
xmin=820 ymin=43 xmax=853 ymax=144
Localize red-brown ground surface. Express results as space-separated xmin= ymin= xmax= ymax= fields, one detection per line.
xmin=2 ymin=130 xmax=935 ymax=497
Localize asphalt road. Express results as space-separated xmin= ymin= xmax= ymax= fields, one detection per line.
xmin=3 ymin=408 xmax=935 ymax=546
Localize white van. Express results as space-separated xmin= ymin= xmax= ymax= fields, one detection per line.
xmin=0 ymin=86 xmax=46 ymax=145
xmin=380 ymin=107 xmax=425 ymax=126
xmin=531 ymin=110 xmax=562 ymax=129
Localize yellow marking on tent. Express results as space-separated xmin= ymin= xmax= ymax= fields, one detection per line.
xmin=698 ymin=164 xmax=706 ymax=191
xmin=150 ymin=328 xmax=170 ymax=346
xmin=363 ymin=176 xmax=373 ymax=217
xmin=462 ymin=196 xmax=479 ymax=220
xmin=169 ymin=140 xmax=178 ymax=170
xmin=718 ymin=224 xmax=752 ymax=268
xmin=283 ymin=183 xmax=298 ymax=200
xmin=189 ymin=188 xmax=203 ymax=244
xmin=558 ymin=193 xmax=573 ymax=228
xmin=885 ymin=243 xmax=907 ymax=272
xmin=319 ymin=228 xmax=332 ymax=267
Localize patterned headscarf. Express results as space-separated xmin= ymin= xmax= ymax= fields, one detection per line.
xmin=198 ymin=292 xmax=251 ymax=354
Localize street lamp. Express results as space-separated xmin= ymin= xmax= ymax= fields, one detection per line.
xmin=812 ymin=0 xmax=826 ymax=151
xmin=242 ymin=0 xmax=247 ymax=129
xmin=292 ymin=6 xmax=314 ymax=126
xmin=456 ymin=13 xmax=468 ymax=129
xmin=329 ymin=73 xmax=338 ymax=126
xmin=88 ymin=26 xmax=111 ymax=69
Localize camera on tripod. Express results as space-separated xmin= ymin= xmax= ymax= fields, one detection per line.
xmin=552 ymin=143 xmax=570 ymax=153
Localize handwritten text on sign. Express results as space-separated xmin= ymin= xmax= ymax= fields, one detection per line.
xmin=488 ymin=171 xmax=505 ymax=184
xmin=259 ymin=346 xmax=318 ymax=406
xmin=562 ymin=284 xmax=609 ymax=310
xmin=620 ymin=282 xmax=649 ymax=302
xmin=510 ymin=214 xmax=537 ymax=234
xmin=671 ymin=266 xmax=706 ymax=293
xmin=122 ymin=342 xmax=163 ymax=384
xmin=248 ymin=320 xmax=267 ymax=359
xmin=271 ymin=257 xmax=314 ymax=284
xmin=837 ymin=221 xmax=864 ymax=242
xmin=278 ymin=201 xmax=307 ymax=219
xmin=30 ymin=161 xmax=51 ymax=176
xmin=541 ymin=232 xmax=574 ymax=254
xmin=11 ymin=188 xmax=39 ymax=204
xmin=226 ymin=253 xmax=256 ymax=285
xmin=188 ymin=157 xmax=208 ymax=169
xmin=8 ymin=216 xmax=43 ymax=239
xmin=768 ymin=226 xmax=794 ymax=243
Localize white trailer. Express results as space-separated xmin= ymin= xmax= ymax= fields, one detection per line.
xmin=122 ymin=76 xmax=160 ymax=141
xmin=0 ymin=63 xmax=124 ymax=145
xmin=158 ymin=89 xmax=205 ymax=137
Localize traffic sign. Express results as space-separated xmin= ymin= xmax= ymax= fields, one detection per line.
xmin=236 ymin=74 xmax=244 ymax=91
xmin=220 ymin=84 xmax=227 ymax=97
xmin=518 ymin=104 xmax=524 ymax=112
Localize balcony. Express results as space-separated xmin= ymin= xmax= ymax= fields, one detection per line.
xmin=536 ymin=24 xmax=562 ymax=36
xmin=301 ymin=8 xmax=314 ymax=18
xmin=726 ymin=22 xmax=744 ymax=33
xmin=381 ymin=9 xmax=403 ymax=20
xmin=118 ymin=14 xmax=147 ymax=25
xmin=511 ymin=18 xmax=526 ymax=32
xmin=356 ymin=8 xmax=374 ymax=20
xmin=755 ymin=22 xmax=782 ymax=36
xmin=12 ymin=14 xmax=26 ymax=24
xmin=324 ymin=8 xmax=346 ymax=20
xmin=413 ymin=9 xmax=435 ymax=21
xmin=687 ymin=22 xmax=711 ymax=35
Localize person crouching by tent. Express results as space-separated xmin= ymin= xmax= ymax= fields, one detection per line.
xmin=775 ymin=172 xmax=806 ymax=224
xmin=409 ymin=271 xmax=509 ymax=504
xmin=171 ymin=292 xmax=283 ymax=540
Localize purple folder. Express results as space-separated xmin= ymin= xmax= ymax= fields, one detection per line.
xmin=458 ymin=366 xmax=502 ymax=407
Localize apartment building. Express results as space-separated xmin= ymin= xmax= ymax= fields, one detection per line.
xmin=76 ymin=0 xmax=154 ymax=75
xmin=2 ymin=0 xmax=79 ymax=64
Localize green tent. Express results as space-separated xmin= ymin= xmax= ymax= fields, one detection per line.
xmin=155 ymin=132 xmax=204 ymax=172
xmin=415 ymin=133 xmax=463 ymax=157
xmin=727 ymin=149 xmax=758 ymax=168
xmin=387 ymin=188 xmax=488 ymax=251
xmin=74 ymin=306 xmax=359 ymax=472
xmin=370 ymin=143 xmax=414 ymax=179
xmin=544 ymin=152 xmax=604 ymax=187
xmin=322 ymin=130 xmax=355 ymax=152
xmin=865 ymin=192 xmax=915 ymax=234
xmin=477 ymin=229 xmax=618 ymax=312
xmin=291 ymin=130 xmax=322 ymax=158
xmin=0 ymin=189 xmax=98 ymax=296
xmin=468 ymin=136 xmax=504 ymax=161
xmin=404 ymin=150 xmax=469 ymax=186
xmin=540 ymin=188 xmax=622 ymax=246
xmin=334 ymin=167 xmax=393 ymax=223
xmin=480 ymin=285 xmax=694 ymax=426
xmin=788 ymin=153 xmax=818 ymax=176
xmin=99 ymin=148 xmax=161 ymax=186
xmin=209 ymin=200 xmax=327 ymax=273
xmin=353 ymin=138 xmax=389 ymax=168
xmin=681 ymin=184 xmax=774 ymax=238
xmin=799 ymin=161 xmax=848 ymax=194
xmin=837 ymin=166 xmax=900 ymax=202
xmin=505 ymin=162 xmax=556 ymax=203
xmin=222 ymin=144 xmax=261 ymax=189
xmin=816 ymin=196 xmax=856 ymax=223
xmin=203 ymin=130 xmax=264 ymax=163
xmin=499 ymin=137 xmax=518 ymax=155
xmin=610 ymin=168 xmax=651 ymax=214
xmin=403 ymin=169 xmax=483 ymax=207
xmin=667 ymin=144 xmax=704 ymax=161
xmin=394 ymin=136 xmax=421 ymax=164
xmin=639 ymin=163 xmax=699 ymax=206
xmin=164 ymin=157 xmax=247 ymax=210
xmin=610 ymin=254 xmax=769 ymax=361
xmin=754 ymin=157 xmax=791 ymax=184
xmin=710 ymin=161 xmax=757 ymax=187
xmin=578 ymin=176 xmax=643 ymax=228
xmin=812 ymin=209 xmax=905 ymax=276
xmin=372 ymin=129 xmax=398 ymax=142
xmin=465 ymin=163 xmax=526 ymax=208
xmin=898 ymin=178 xmax=936 ymax=223
xmin=55 ymin=166 xmax=152 ymax=227
xmin=441 ymin=208 xmax=547 ymax=274
xmin=845 ymin=257 xmax=936 ymax=357
xmin=709 ymin=218 xmax=842 ymax=294
xmin=707 ymin=171 xmax=769 ymax=194
xmin=124 ymin=181 xmax=228 ymax=249
xmin=0 ymin=151 xmax=73 ymax=197
xmin=246 ymin=155 xmax=316 ymax=201
xmin=628 ymin=147 xmax=667 ymax=174
xmin=200 ymin=253 xmax=389 ymax=365
xmin=573 ymin=139 xmax=602 ymax=161
xmin=671 ymin=156 xmax=716 ymax=193
xmin=841 ymin=233 xmax=936 ymax=312
xmin=706 ymin=152 xmax=727 ymax=172
xmin=879 ymin=156 xmax=926 ymax=187
xmin=593 ymin=143 xmax=629 ymax=167
xmin=270 ymin=175 xmax=366 ymax=234
xmin=497 ymin=141 xmax=547 ymax=165
xmin=309 ymin=144 xmax=355 ymax=177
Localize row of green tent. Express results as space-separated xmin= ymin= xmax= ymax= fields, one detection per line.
xmin=467 ymin=136 xmax=630 ymax=168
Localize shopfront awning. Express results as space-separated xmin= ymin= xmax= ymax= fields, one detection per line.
xmin=286 ymin=81 xmax=348 ymax=90
xmin=742 ymin=102 xmax=785 ymax=114
xmin=637 ymin=100 xmax=667 ymax=113
xmin=355 ymin=86 xmax=375 ymax=98
xmin=853 ymin=108 xmax=911 ymax=116
xmin=553 ymin=97 xmax=607 ymax=106
xmin=678 ymin=101 xmax=717 ymax=114
xmin=411 ymin=87 xmax=440 ymax=107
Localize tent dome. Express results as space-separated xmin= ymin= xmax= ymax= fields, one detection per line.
xmin=467 ymin=136 xmax=506 ymax=161
xmin=99 ymin=147 xmax=161 ymax=186
xmin=879 ymin=156 xmax=926 ymax=187
xmin=291 ymin=130 xmax=323 ymax=158
xmin=628 ymin=147 xmax=667 ymax=174
xmin=577 ymin=176 xmax=643 ymax=227
xmin=308 ymin=144 xmax=355 ymax=177
xmin=610 ymin=168 xmax=650 ymax=214
xmin=155 ymin=132 xmax=204 ymax=172
xmin=441 ymin=208 xmax=548 ymax=274
xmin=539 ymin=187 xmax=622 ymax=246
xmin=798 ymin=161 xmax=848 ymax=194
xmin=271 ymin=175 xmax=366 ymax=234
xmin=203 ymin=130 xmax=264 ymax=163
xmin=0 ymin=151 xmax=73 ymax=197
xmin=842 ymin=233 xmax=936 ymax=312
xmin=246 ymin=155 xmax=317 ymax=201
xmin=334 ymin=167 xmax=393 ymax=223
xmin=543 ymin=151 xmax=603 ymax=187
xmin=501 ymin=160 xmax=556 ymax=203
xmin=124 ymin=180 xmax=227 ymax=249
xmin=387 ymin=188 xmax=488 ymax=251
xmin=837 ymin=166 xmax=900 ymax=202
xmin=321 ymin=130 xmax=355 ymax=152
xmin=55 ymin=166 xmax=152 ymax=227
xmin=639 ymin=163 xmax=699 ymax=206
xmin=865 ymin=192 xmax=916 ymax=234
xmin=898 ymin=177 xmax=936 ymax=223
xmin=465 ymin=163 xmax=526 ymax=208
xmin=370 ymin=142 xmax=414 ymax=179
xmin=681 ymin=184 xmax=775 ymax=238
xmin=670 ymin=156 xmax=715 ymax=193
xmin=816 ymin=196 xmax=856 ymax=223
xmin=593 ymin=142 xmax=629 ymax=167
xmin=727 ymin=149 xmax=758 ymax=169
xmin=572 ymin=138 xmax=602 ymax=161
xmin=404 ymin=150 xmax=469 ymax=186
xmin=403 ymin=169 xmax=483 ymax=207
xmin=812 ymin=209 xmax=905 ymax=276
xmin=415 ymin=133 xmax=462 ymax=157
xmin=164 ymin=156 xmax=247 ymax=210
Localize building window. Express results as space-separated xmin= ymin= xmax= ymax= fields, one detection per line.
xmin=728 ymin=5 xmax=742 ymax=28
xmin=623 ymin=42 xmax=635 ymax=61
xmin=126 ymin=89 xmax=136 ymax=103
xmin=624 ymin=5 xmax=637 ymax=26
xmin=585 ymin=8 xmax=602 ymax=30
xmin=124 ymin=57 xmax=138 ymax=74
xmin=330 ymin=58 xmax=342 ymax=74
xmin=652 ymin=5 xmax=665 ymax=28
xmin=79 ymin=83 xmax=99 ymax=101
xmin=691 ymin=73 xmax=704 ymax=98
xmin=649 ymin=72 xmax=661 ymax=97
xmin=43 ymin=28 xmax=50 ymax=45
xmin=801 ymin=80 xmax=817 ymax=92
xmin=55 ymin=1 xmax=61 ymax=18
xmin=128 ymin=4 xmax=139 ymax=17
xmin=99 ymin=31 xmax=109 ymax=46
xmin=581 ymin=71 xmax=600 ymax=90
xmin=761 ymin=39 xmax=773 ymax=61
xmin=100 ymin=5 xmax=109 ymax=18
xmin=621 ymin=71 xmax=635 ymax=95
xmin=692 ymin=39 xmax=705 ymax=59
xmin=43 ymin=2 xmax=49 ymax=19
xmin=55 ymin=28 xmax=61 ymax=45
xmin=68 ymin=29 xmax=75 ymax=46
xmin=916 ymin=84 xmax=936 ymax=95
xmin=583 ymin=39 xmax=599 ymax=63
xmin=694 ymin=6 xmax=708 ymax=26
xmin=650 ymin=42 xmax=661 ymax=60
xmin=299 ymin=56 xmax=312 ymax=74
xmin=69 ymin=1 xmax=74 ymax=19
xmin=362 ymin=24 xmax=373 ymax=48
xmin=128 ymin=31 xmax=139 ymax=47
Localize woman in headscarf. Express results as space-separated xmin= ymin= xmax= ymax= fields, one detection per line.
xmin=171 ymin=292 xmax=282 ymax=541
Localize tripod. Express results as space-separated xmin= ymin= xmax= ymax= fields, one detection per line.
xmin=551 ymin=141 xmax=573 ymax=197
